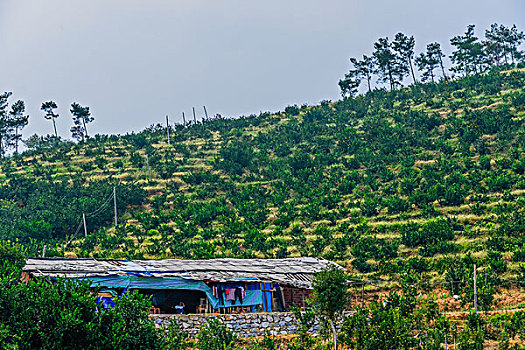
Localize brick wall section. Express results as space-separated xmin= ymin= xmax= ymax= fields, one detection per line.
xmin=282 ymin=286 xmax=312 ymax=308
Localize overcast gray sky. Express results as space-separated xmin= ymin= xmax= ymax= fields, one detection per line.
xmin=1 ymin=0 xmax=524 ymax=139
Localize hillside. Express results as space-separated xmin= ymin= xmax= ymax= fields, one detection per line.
xmin=1 ymin=68 xmax=525 ymax=302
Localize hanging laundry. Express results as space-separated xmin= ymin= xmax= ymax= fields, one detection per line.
xmin=225 ymin=288 xmax=236 ymax=301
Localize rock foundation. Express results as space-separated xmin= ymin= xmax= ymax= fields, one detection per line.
xmin=152 ymin=312 xmax=313 ymax=337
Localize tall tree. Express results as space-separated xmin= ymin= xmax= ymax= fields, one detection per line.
xmin=506 ymin=24 xmax=525 ymax=63
xmin=415 ymin=51 xmax=438 ymax=83
xmin=41 ymin=101 xmax=59 ymax=138
xmin=372 ymin=37 xmax=408 ymax=90
xmin=427 ymin=42 xmax=448 ymax=81
xmin=450 ymin=25 xmax=487 ymax=76
xmin=70 ymin=103 xmax=93 ymax=141
xmin=485 ymin=24 xmax=525 ymax=64
xmin=352 ymin=55 xmax=374 ymax=92
xmin=392 ymin=32 xmax=417 ymax=84
xmin=9 ymin=100 xmax=29 ymax=153
xmin=416 ymin=42 xmax=448 ymax=83
xmin=70 ymin=125 xmax=85 ymax=142
xmin=484 ymin=23 xmax=509 ymax=65
xmin=0 ymin=92 xmax=13 ymax=158
xmin=338 ymin=72 xmax=360 ymax=98
xmin=339 ymin=55 xmax=375 ymax=97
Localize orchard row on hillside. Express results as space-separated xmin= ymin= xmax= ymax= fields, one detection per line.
xmin=0 ymin=68 xmax=524 ymax=296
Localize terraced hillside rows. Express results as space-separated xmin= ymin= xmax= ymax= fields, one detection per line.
xmin=1 ymin=68 xmax=525 ymax=301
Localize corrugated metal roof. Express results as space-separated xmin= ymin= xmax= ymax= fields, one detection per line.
xmin=23 ymin=257 xmax=341 ymax=289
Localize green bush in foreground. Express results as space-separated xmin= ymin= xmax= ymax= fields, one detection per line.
xmin=196 ymin=319 xmax=237 ymax=350
xmin=0 ymin=258 xmax=162 ymax=350
xmin=340 ymin=286 xmax=449 ymax=350
xmin=312 ymin=265 xmax=350 ymax=350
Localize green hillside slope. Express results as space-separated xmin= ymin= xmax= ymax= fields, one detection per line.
xmin=1 ymin=68 xmax=525 ymax=289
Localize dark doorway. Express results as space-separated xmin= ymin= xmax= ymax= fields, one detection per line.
xmin=138 ymin=289 xmax=208 ymax=314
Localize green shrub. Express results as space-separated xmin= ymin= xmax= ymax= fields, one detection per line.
xmin=94 ymin=155 xmax=108 ymax=169
xmin=351 ymin=257 xmax=375 ymax=273
xmin=340 ymin=286 xmax=447 ymax=350
xmin=384 ymin=196 xmax=409 ymax=215
xmin=285 ymin=105 xmax=300 ymax=116
xmin=0 ymin=260 xmax=161 ymax=350
xmin=401 ymin=218 xmax=455 ymax=248
xmin=216 ymin=142 xmax=254 ymax=175
xmin=196 ymin=319 xmax=237 ymax=350
xmin=163 ymin=319 xmax=189 ymax=350
xmin=287 ymin=305 xmax=317 ymax=350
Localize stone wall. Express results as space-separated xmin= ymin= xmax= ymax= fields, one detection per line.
xmin=153 ymin=312 xmax=309 ymax=337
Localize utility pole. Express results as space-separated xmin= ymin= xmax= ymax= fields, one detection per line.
xmin=192 ymin=107 xmax=197 ymax=124
xmin=182 ymin=112 xmax=186 ymax=126
xmin=166 ymin=115 xmax=170 ymax=145
xmin=473 ymin=264 xmax=478 ymax=314
xmin=83 ymin=213 xmax=88 ymax=237
xmin=113 ymin=186 xmax=117 ymax=227
xmin=203 ymin=105 xmax=209 ymax=121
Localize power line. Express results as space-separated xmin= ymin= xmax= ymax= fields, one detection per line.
xmin=85 ymin=191 xmax=114 ymax=218
xmin=64 ymin=219 xmax=84 ymax=247
xmin=64 ymin=188 xmax=117 ymax=247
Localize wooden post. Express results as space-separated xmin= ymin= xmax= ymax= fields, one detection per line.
xmin=361 ymin=281 xmax=364 ymax=304
xmin=42 ymin=245 xmax=47 ymax=258
xmin=113 ymin=186 xmax=117 ymax=227
xmin=203 ymin=105 xmax=209 ymax=121
xmin=182 ymin=112 xmax=186 ymax=126
xmin=474 ymin=264 xmax=478 ymax=314
xmin=166 ymin=115 xmax=170 ymax=145
xmin=192 ymin=107 xmax=197 ymax=124
xmin=83 ymin=213 xmax=88 ymax=237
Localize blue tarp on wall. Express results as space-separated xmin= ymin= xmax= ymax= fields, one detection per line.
xmin=83 ymin=275 xmax=265 ymax=309
xmin=262 ymin=282 xmax=272 ymax=312
xmin=84 ymin=275 xmax=221 ymax=308
xmin=217 ymin=289 xmax=263 ymax=308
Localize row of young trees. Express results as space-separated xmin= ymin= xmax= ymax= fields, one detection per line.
xmin=3 ymin=67 xmax=521 ymax=263
xmin=339 ymin=23 xmax=524 ymax=95
xmin=0 ymin=96 xmax=94 ymax=157
xmin=0 ymin=26 xmax=523 ymax=290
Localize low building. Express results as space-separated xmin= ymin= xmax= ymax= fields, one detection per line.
xmin=23 ymin=257 xmax=342 ymax=314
